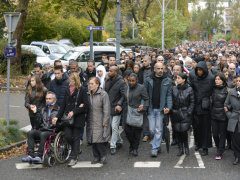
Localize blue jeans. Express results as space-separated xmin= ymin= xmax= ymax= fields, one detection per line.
xmin=110 ymin=115 xmax=123 ymax=148
xmin=148 ymin=109 xmax=164 ymax=150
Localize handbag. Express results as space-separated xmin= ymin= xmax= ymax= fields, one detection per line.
xmin=126 ymin=86 xmax=143 ymax=127
xmin=60 ymin=89 xmax=80 ymax=126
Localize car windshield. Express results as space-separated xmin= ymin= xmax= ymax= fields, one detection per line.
xmin=49 ymin=45 xmax=67 ymax=54
xmin=22 ymin=46 xmax=46 ymax=57
xmin=61 ymin=50 xmax=80 ymax=61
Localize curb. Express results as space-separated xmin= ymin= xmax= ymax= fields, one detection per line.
xmin=0 ymin=139 xmax=26 ymax=153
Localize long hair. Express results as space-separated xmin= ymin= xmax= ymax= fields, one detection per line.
xmin=69 ymin=72 xmax=81 ymax=89
xmin=27 ymin=75 xmax=45 ymax=99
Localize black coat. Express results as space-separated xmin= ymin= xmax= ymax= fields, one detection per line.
xmin=104 ymin=75 xmax=126 ymax=116
xmin=189 ymin=61 xmax=214 ymax=115
xmin=171 ymin=84 xmax=194 ymax=132
xmin=211 ymin=85 xmax=228 ymax=121
xmin=57 ymin=86 xmax=89 ymax=128
xmin=49 ymin=73 xmax=69 ymax=107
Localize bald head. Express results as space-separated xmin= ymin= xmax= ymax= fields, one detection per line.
xmin=228 ymin=63 xmax=236 ymax=76
xmin=108 ymin=65 xmax=119 ymax=78
xmin=154 ymin=62 xmax=165 ymax=77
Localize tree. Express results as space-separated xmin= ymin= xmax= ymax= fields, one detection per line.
xmin=13 ymin=0 xmax=30 ymax=71
xmin=230 ymin=1 xmax=240 ymax=40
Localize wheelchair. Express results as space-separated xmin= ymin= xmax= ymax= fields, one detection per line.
xmin=25 ymin=130 xmax=71 ymax=167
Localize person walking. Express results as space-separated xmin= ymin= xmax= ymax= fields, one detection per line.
xmin=224 ymin=75 xmax=240 ymax=165
xmin=145 ymin=62 xmax=172 ymax=157
xmin=53 ymin=72 xmax=89 ymax=167
xmin=171 ymin=73 xmax=194 ymax=156
xmin=211 ymin=73 xmax=228 ymax=160
xmin=25 ymin=75 xmax=47 ymax=129
xmin=125 ymin=73 xmax=149 ymax=156
xmin=87 ymin=77 xmax=111 ymax=165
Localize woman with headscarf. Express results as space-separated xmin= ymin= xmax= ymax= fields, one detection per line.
xmin=96 ymin=65 xmax=107 ymax=89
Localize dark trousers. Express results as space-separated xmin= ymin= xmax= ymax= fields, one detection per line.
xmin=79 ymin=127 xmax=84 ymax=140
xmin=193 ymin=114 xmax=212 ymax=149
xmin=176 ymin=131 xmax=188 ymax=145
xmin=211 ymin=120 xmax=227 ymax=155
xmin=232 ymin=126 xmax=240 ymax=158
xmin=124 ymin=124 xmax=142 ymax=150
xmin=92 ymin=143 xmax=107 ymax=160
xmin=27 ymin=129 xmax=52 ymax=157
xmin=142 ymin=112 xmax=150 ymax=136
xmin=64 ymin=126 xmax=81 ymax=160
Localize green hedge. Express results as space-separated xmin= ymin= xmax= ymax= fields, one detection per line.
xmin=0 ymin=119 xmax=26 ymax=148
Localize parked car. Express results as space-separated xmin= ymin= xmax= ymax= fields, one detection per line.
xmin=30 ymin=41 xmax=67 ymax=60
xmin=61 ymin=46 xmax=123 ymax=70
xmin=22 ymin=45 xmax=68 ymax=66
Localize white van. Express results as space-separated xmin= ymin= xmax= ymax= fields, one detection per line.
xmin=61 ymin=46 xmax=122 ymax=70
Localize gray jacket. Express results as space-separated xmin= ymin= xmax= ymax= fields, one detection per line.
xmin=145 ymin=75 xmax=173 ymax=112
xmin=225 ymin=87 xmax=240 ymax=133
xmin=87 ymin=88 xmax=111 ymax=143
xmin=126 ymin=84 xmax=149 ymax=111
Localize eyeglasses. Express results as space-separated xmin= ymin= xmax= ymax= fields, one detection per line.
xmin=46 ymin=98 xmax=53 ymax=100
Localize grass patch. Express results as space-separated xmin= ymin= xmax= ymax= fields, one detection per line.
xmin=0 ymin=119 xmax=26 ymax=148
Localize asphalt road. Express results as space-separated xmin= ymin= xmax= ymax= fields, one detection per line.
xmin=0 ymin=92 xmax=28 ymax=128
xmin=0 ymin=92 xmax=239 ymax=180
xmin=0 ymin=136 xmax=240 ymax=180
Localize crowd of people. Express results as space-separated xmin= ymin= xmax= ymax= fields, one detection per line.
xmin=21 ymin=41 xmax=240 ymax=167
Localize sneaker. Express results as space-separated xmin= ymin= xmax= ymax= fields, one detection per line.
xmin=31 ymin=156 xmax=42 ymax=164
xmin=91 ymin=158 xmax=100 ymax=164
xmin=142 ymin=136 xmax=149 ymax=142
xmin=110 ymin=148 xmax=116 ymax=155
xmin=100 ymin=156 xmax=107 ymax=164
xmin=151 ymin=150 xmax=158 ymax=157
xmin=21 ymin=155 xmax=33 ymax=162
xmin=215 ymin=155 xmax=222 ymax=160
xmin=68 ymin=159 xmax=78 ymax=167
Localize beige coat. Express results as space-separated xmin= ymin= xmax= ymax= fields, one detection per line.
xmin=87 ymin=88 xmax=111 ymax=143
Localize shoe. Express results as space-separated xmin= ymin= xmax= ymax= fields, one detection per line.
xmin=233 ymin=157 xmax=239 ymax=165
xmin=21 ymin=155 xmax=33 ymax=162
xmin=195 ymin=146 xmax=200 ymax=151
xmin=91 ymin=158 xmax=100 ymax=164
xmin=132 ymin=149 xmax=138 ymax=157
xmin=68 ymin=159 xmax=78 ymax=167
xmin=142 ymin=136 xmax=149 ymax=142
xmin=200 ymin=149 xmax=208 ymax=156
xmin=100 ymin=156 xmax=107 ymax=164
xmin=151 ymin=150 xmax=158 ymax=157
xmin=184 ymin=142 xmax=190 ymax=156
xmin=129 ymin=148 xmax=134 ymax=155
xmin=31 ymin=156 xmax=42 ymax=164
xmin=171 ymin=139 xmax=178 ymax=146
xmin=177 ymin=144 xmax=184 ymax=157
xmin=215 ymin=155 xmax=222 ymax=160
xmin=110 ymin=148 xmax=116 ymax=155
xmin=116 ymin=143 xmax=123 ymax=149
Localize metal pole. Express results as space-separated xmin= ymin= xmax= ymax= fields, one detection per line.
xmin=132 ymin=18 xmax=135 ymax=39
xmin=162 ymin=0 xmax=165 ymax=51
xmin=89 ymin=25 xmax=94 ymax=60
xmin=6 ymin=14 xmax=12 ymax=126
xmin=116 ymin=0 xmax=121 ymax=64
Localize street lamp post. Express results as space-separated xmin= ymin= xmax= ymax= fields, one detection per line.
xmin=116 ymin=0 xmax=121 ymax=64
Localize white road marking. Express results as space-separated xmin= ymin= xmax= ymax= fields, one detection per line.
xmin=174 ymin=155 xmax=186 ymax=168
xmin=15 ymin=163 xmax=44 ymax=169
xmin=189 ymin=134 xmax=194 ymax=149
xmin=194 ymin=152 xmax=205 ymax=169
xmin=134 ymin=161 xmax=161 ymax=168
xmin=71 ymin=161 xmax=103 ymax=168
xmin=20 ymin=125 xmax=32 ymax=133
xmin=9 ymin=105 xmax=21 ymax=108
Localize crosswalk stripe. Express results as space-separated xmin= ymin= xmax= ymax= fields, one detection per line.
xmin=15 ymin=163 xmax=44 ymax=169
xmin=134 ymin=161 xmax=161 ymax=168
xmin=71 ymin=161 xmax=103 ymax=168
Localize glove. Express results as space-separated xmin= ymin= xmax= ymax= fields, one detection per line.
xmin=103 ymin=126 xmax=108 ymax=139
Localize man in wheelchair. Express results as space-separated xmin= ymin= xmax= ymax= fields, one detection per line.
xmin=22 ymin=91 xmax=59 ymax=163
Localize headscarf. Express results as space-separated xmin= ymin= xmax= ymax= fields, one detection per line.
xmin=96 ymin=65 xmax=107 ymax=88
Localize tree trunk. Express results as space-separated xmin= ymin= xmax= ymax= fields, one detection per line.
xmin=13 ymin=0 xmax=29 ymax=72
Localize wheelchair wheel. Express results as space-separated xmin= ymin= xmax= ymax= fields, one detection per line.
xmin=43 ymin=154 xmax=56 ymax=167
xmin=53 ymin=131 xmax=71 ymax=164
